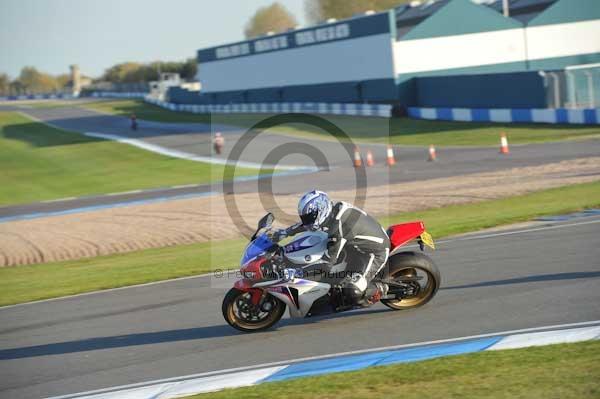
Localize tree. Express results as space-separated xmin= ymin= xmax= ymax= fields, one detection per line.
xmin=102 ymin=62 xmax=143 ymax=83
xmin=0 ymin=73 xmax=9 ymax=96
xmin=244 ymin=2 xmax=298 ymax=39
xmin=305 ymin=0 xmax=410 ymax=23
xmin=55 ymin=74 xmax=71 ymax=89
xmin=18 ymin=67 xmax=60 ymax=94
xmin=180 ymin=58 xmax=198 ymax=80
xmin=100 ymin=59 xmax=198 ymax=84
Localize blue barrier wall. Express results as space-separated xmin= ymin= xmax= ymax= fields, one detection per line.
xmin=168 ymin=72 xmax=549 ymax=109
xmin=167 ymin=78 xmax=398 ymax=105
xmin=414 ymin=71 xmax=547 ymax=108
xmin=408 ymin=106 xmax=599 ymax=125
xmin=166 ymin=87 xmax=203 ymax=104
xmin=0 ymin=93 xmax=74 ymax=101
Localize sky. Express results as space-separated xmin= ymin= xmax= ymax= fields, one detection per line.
xmin=0 ymin=0 xmax=306 ymax=78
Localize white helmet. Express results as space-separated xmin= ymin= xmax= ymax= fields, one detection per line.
xmin=298 ymin=190 xmax=332 ymax=231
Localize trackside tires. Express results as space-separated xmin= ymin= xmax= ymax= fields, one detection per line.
xmin=380 ymin=251 xmax=440 ymax=310
xmin=222 ymin=288 xmax=286 ymax=332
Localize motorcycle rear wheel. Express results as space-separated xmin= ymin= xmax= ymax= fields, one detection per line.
xmin=222 ymin=288 xmax=286 ymax=332
xmin=380 ymin=251 xmax=440 ymax=310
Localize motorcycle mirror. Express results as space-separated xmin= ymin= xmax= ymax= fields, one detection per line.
xmin=251 ymin=213 xmax=275 ymax=241
xmin=257 ymin=213 xmax=275 ymax=230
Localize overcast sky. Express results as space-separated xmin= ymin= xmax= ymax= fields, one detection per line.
xmin=0 ymin=0 xmax=306 ymax=78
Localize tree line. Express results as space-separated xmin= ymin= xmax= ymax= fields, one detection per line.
xmin=245 ymin=0 xmax=411 ymax=39
xmin=101 ymin=59 xmax=197 ymax=84
xmin=2 ymin=1 xmax=407 ymax=95
xmin=0 ymin=59 xmax=197 ymax=96
xmin=0 ymin=68 xmax=70 ymax=96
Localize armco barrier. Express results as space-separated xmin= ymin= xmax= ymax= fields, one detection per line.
xmin=90 ymin=92 xmax=148 ymax=99
xmin=408 ymin=107 xmax=600 ymax=125
xmin=145 ymin=97 xmax=392 ymax=117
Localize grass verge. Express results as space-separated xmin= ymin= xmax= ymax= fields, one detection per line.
xmin=0 ymin=111 xmax=263 ymax=206
xmin=84 ymin=100 xmax=600 ymax=146
xmin=0 ymin=181 xmax=599 ymax=306
xmin=184 ymin=341 xmax=600 ymax=399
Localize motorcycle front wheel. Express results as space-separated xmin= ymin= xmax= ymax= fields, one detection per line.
xmin=222 ymin=288 xmax=286 ymax=332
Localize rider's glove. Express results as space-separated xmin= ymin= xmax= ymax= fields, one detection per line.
xmin=268 ymin=228 xmax=288 ymax=242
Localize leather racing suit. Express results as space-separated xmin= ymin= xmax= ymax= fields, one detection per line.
xmin=283 ymin=201 xmax=390 ymax=299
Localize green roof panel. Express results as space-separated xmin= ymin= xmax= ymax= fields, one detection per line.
xmin=528 ymin=0 xmax=600 ymax=26
xmin=402 ymin=0 xmax=523 ymax=40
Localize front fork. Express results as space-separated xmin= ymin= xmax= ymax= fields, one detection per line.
xmin=233 ymin=279 xmax=265 ymax=306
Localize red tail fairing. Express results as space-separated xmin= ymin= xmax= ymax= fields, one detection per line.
xmin=387 ymin=221 xmax=425 ymax=250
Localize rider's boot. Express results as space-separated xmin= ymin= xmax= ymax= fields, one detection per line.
xmin=360 ymin=282 xmax=388 ymax=307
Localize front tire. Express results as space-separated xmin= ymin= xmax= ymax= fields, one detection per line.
xmin=222 ymin=288 xmax=286 ymax=332
xmin=380 ymin=252 xmax=440 ymax=310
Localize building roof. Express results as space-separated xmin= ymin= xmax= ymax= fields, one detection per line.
xmin=482 ymin=0 xmax=556 ymax=23
xmin=394 ymin=0 xmax=557 ymax=38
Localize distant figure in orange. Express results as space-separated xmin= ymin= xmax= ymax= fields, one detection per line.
xmin=213 ymin=132 xmax=224 ymax=154
xmin=130 ymin=113 xmax=137 ymax=131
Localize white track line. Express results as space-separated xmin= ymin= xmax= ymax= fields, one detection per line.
xmin=84 ymin=132 xmax=312 ymax=170
xmin=0 ymin=272 xmax=215 ymax=310
xmin=435 ymin=218 xmax=600 ymax=244
xmin=17 ymin=111 xmax=315 ymax=171
xmin=45 ymin=320 xmax=600 ymax=399
xmin=105 ymin=190 xmax=142 ymax=196
xmin=40 ymin=197 xmax=77 ymax=203
xmin=2 ymin=217 xmax=598 ymax=311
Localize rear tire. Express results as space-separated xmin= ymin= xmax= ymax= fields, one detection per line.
xmin=380 ymin=252 xmax=440 ymax=310
xmin=222 ymin=288 xmax=286 ymax=332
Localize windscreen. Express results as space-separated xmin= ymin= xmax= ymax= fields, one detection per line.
xmin=241 ymin=234 xmax=274 ymax=266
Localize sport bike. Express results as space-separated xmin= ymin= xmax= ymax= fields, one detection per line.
xmin=222 ymin=213 xmax=440 ymax=332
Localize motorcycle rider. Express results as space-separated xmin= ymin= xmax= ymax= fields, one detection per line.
xmin=273 ymin=190 xmax=390 ymax=306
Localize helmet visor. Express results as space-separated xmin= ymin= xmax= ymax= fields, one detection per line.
xmin=300 ymin=209 xmax=318 ymax=227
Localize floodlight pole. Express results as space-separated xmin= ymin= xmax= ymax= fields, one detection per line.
xmin=503 ymin=0 xmax=510 ymax=17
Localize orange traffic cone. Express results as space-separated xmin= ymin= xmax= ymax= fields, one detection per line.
xmin=366 ymin=149 xmax=375 ymax=167
xmin=500 ymin=133 xmax=509 ymax=154
xmin=353 ymin=147 xmax=362 ymax=167
xmin=386 ymin=145 xmax=396 ymax=166
xmin=428 ymin=144 xmax=437 ymax=161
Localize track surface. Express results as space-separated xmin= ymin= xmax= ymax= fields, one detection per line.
xmin=1 ymin=217 xmax=599 ymax=399
xmin=1 ymin=104 xmax=600 ymax=219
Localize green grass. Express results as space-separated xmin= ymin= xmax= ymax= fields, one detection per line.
xmin=382 ymin=181 xmax=600 ymax=237
xmin=0 ymin=239 xmax=247 ymax=306
xmin=0 ymin=181 xmax=599 ymax=306
xmin=185 ymin=341 xmax=600 ymax=399
xmin=84 ymin=99 xmax=600 ymax=146
xmin=0 ymin=111 xmax=263 ymax=206
xmin=85 ymin=99 xmax=212 ymax=123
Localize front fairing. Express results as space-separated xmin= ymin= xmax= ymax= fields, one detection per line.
xmin=241 ymin=233 xmax=276 ymax=266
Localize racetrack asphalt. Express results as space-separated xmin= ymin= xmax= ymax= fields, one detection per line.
xmin=1 ymin=104 xmax=600 ymax=219
xmin=1 ymin=216 xmax=599 ymax=399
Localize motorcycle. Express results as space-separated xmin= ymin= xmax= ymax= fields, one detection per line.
xmin=222 ymin=213 xmax=440 ymax=332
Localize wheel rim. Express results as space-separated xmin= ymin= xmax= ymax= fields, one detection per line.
xmin=227 ymin=292 xmax=282 ymax=330
xmin=386 ymin=266 xmax=436 ymax=308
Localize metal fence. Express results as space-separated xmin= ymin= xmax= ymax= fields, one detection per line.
xmin=566 ymin=63 xmax=600 ymax=109
xmin=542 ymin=63 xmax=600 ymax=109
